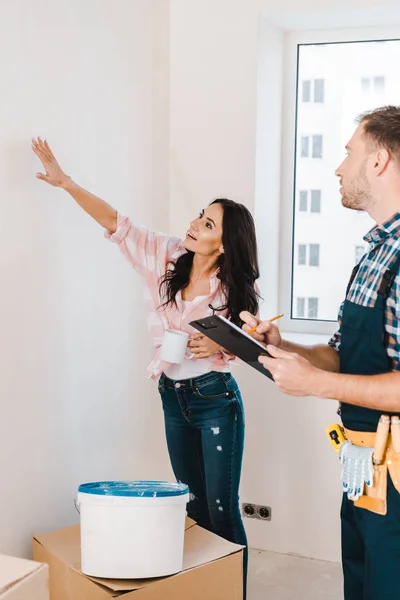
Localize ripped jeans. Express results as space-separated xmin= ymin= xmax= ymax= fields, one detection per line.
xmin=159 ymin=371 xmax=248 ymax=598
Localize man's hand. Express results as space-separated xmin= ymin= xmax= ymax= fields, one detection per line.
xmin=189 ymin=333 xmax=221 ymax=360
xmin=240 ymin=311 xmax=282 ymax=348
xmin=260 ymin=345 xmax=324 ymax=396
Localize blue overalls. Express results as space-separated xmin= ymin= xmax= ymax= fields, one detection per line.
xmin=339 ymin=252 xmax=400 ymax=600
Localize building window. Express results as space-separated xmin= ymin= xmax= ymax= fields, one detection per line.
xmin=300 ymin=135 xmax=323 ymax=158
xmin=297 ymin=243 xmax=320 ymax=266
xmin=310 ymin=190 xmax=321 ymax=213
xmin=361 ymin=77 xmax=370 ymax=91
xmin=309 ymin=244 xmax=320 ymax=266
xmin=301 ymin=136 xmax=309 ymax=157
xmin=299 ymin=190 xmax=308 ymax=211
xmin=295 ymin=297 xmax=319 ymax=319
xmin=298 ymin=190 xmax=322 ymax=212
xmin=361 ymin=75 xmax=385 ymax=92
xmin=314 ymin=79 xmax=325 ymax=102
xmin=301 ymin=79 xmax=325 ymax=103
xmin=296 ymin=297 xmax=305 ymax=318
xmin=312 ymin=135 xmax=323 ymax=158
xmin=308 ymin=297 xmax=319 ymax=319
xmin=374 ymin=75 xmax=385 ymax=91
xmin=298 ymin=244 xmax=307 ymax=265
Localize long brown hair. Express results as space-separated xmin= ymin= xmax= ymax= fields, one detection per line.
xmin=159 ymin=199 xmax=260 ymax=325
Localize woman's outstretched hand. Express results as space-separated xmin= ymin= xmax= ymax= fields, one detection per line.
xmin=32 ymin=137 xmax=70 ymax=188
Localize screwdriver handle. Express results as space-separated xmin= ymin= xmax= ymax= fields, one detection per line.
xmin=373 ymin=415 xmax=390 ymax=465
xmin=391 ymin=416 xmax=400 ymax=453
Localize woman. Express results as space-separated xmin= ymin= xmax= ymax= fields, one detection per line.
xmin=32 ymin=137 xmax=260 ymax=597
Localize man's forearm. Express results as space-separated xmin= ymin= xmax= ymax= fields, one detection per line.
xmin=314 ymin=371 xmax=400 ymax=412
xmin=280 ymin=340 xmax=340 ymax=372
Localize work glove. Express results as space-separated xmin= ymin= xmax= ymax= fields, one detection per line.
xmin=339 ymin=440 xmax=374 ymax=501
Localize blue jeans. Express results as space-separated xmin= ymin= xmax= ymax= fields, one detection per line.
xmin=159 ymin=371 xmax=248 ymax=599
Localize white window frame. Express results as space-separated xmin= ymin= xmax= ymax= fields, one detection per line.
xmin=255 ymin=7 xmax=400 ymax=336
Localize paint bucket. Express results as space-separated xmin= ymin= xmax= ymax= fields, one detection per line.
xmin=76 ymin=480 xmax=189 ymax=578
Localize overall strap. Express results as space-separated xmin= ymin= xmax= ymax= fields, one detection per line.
xmin=346 ymin=264 xmax=360 ymax=297
xmin=377 ymin=252 xmax=400 ymax=300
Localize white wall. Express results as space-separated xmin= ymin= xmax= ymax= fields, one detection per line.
xmin=0 ymin=0 xmax=172 ymax=557
xmin=169 ymin=0 xmax=400 ymax=562
xmin=2 ymin=0 xmax=398 ymax=565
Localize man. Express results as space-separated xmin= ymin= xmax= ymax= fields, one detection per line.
xmin=242 ymin=105 xmax=400 ymax=600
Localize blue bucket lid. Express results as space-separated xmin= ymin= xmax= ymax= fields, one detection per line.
xmin=78 ymin=480 xmax=189 ymax=498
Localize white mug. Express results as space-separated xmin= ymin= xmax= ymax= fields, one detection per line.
xmin=160 ymin=329 xmax=193 ymax=363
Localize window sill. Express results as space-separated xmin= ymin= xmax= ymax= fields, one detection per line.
xmin=281 ymin=330 xmax=331 ymax=345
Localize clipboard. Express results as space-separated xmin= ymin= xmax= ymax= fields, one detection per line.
xmin=189 ymin=315 xmax=274 ymax=380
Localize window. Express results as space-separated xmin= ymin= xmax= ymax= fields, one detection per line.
xmin=298 ymin=244 xmax=307 ymax=265
xmin=255 ymin=17 xmax=400 ymax=335
xmin=295 ymin=297 xmax=319 ymax=319
xmin=361 ymin=77 xmax=371 ymax=91
xmin=355 ymin=245 xmax=366 ymax=263
xmin=298 ymin=190 xmax=321 ymax=212
xmin=374 ymin=75 xmax=385 ymax=91
xmin=302 ymin=80 xmax=311 ymax=102
xmin=299 ymin=191 xmax=308 ymax=211
xmin=301 ymin=79 xmax=325 ymax=103
xmin=282 ymin=35 xmax=396 ymax=330
xmin=308 ymin=298 xmax=319 ymax=319
xmin=310 ymin=190 xmax=321 ymax=213
xmin=312 ymin=135 xmax=323 ymax=158
xmin=300 ymin=135 xmax=323 ymax=158
xmin=296 ymin=297 xmax=305 ymax=317
xmin=309 ymin=244 xmax=320 ymax=266
xmin=301 ymin=136 xmax=309 ymax=157
xmin=297 ymin=244 xmax=320 ymax=266
xmin=314 ymin=79 xmax=325 ymax=102
xmin=361 ymin=75 xmax=385 ymax=92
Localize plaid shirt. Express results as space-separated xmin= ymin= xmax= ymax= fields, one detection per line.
xmin=329 ymin=212 xmax=400 ymax=370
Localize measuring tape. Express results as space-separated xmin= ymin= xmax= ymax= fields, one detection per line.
xmin=326 ymin=424 xmax=346 ymax=454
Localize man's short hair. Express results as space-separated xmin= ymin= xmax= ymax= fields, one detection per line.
xmin=357 ymin=105 xmax=400 ymax=163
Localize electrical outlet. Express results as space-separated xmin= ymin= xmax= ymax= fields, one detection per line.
xmin=242 ymin=503 xmax=271 ymax=521
xmin=257 ymin=505 xmax=272 ymax=521
xmin=242 ymin=503 xmax=256 ymax=518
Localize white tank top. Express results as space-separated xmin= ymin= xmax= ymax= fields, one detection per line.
xmin=166 ymin=300 xmax=221 ymax=381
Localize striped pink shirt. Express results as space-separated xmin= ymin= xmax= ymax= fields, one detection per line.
xmin=105 ymin=214 xmax=237 ymax=380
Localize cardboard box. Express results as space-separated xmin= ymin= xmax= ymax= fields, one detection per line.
xmin=0 ymin=554 xmax=49 ymax=600
xmin=33 ymin=518 xmax=243 ymax=599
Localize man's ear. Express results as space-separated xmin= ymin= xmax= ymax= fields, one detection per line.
xmin=374 ymin=148 xmax=390 ymax=176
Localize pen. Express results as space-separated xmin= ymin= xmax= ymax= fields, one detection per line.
xmin=247 ymin=313 xmax=284 ymax=335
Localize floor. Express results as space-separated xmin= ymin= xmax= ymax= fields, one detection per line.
xmin=248 ymin=549 xmax=343 ymax=600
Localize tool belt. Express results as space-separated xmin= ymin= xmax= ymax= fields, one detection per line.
xmin=345 ymin=422 xmax=400 ymax=516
